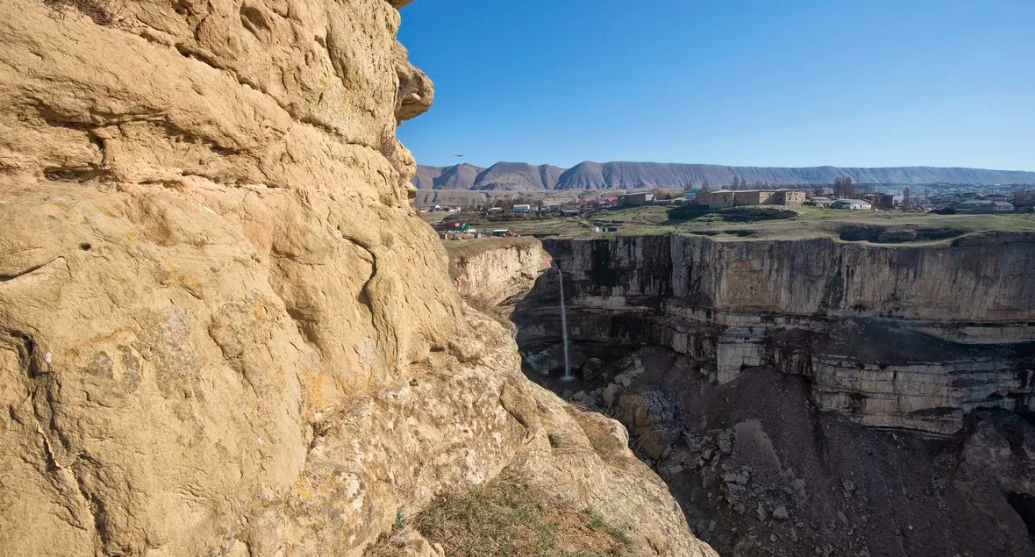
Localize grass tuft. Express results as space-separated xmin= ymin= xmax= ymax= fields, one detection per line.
xmin=375 ymin=471 xmax=632 ymax=557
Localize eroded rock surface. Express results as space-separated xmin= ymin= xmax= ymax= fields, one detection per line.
xmin=516 ymin=236 xmax=1035 ymax=434
xmin=490 ymin=234 xmax=1035 ymax=556
xmin=447 ymin=237 xmax=552 ymax=320
xmin=0 ymin=2 xmax=713 ymax=556
xmin=596 ymin=347 xmax=1035 ymax=556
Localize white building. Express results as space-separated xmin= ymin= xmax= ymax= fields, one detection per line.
xmin=830 ymin=199 xmax=872 ymax=211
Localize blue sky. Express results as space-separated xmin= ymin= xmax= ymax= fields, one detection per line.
xmin=396 ymin=0 xmax=1034 ymax=170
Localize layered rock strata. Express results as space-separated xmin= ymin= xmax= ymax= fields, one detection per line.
xmin=514 ymin=235 xmax=1035 ymax=434
xmin=447 ymin=237 xmax=552 ymax=320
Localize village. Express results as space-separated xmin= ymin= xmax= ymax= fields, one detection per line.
xmin=423 ymin=182 xmax=1035 ymax=241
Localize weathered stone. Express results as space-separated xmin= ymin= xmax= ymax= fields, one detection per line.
xmin=0 ymin=2 xmax=716 ymax=556
xmin=516 ymin=235 xmax=1035 ymax=434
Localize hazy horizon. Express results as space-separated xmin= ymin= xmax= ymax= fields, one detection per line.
xmin=415 ymin=159 xmax=1035 ymax=173
xmin=397 ymin=0 xmax=1035 ymax=171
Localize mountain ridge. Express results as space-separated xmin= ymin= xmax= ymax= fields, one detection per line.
xmin=414 ymin=161 xmax=1035 ymax=190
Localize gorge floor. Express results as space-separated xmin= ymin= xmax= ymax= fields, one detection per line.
xmin=520 ymin=343 xmax=1035 ymax=557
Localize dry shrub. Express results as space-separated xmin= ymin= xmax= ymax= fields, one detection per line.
xmin=43 ymin=0 xmax=126 ymax=26
xmin=408 ymin=471 xmax=632 ymax=557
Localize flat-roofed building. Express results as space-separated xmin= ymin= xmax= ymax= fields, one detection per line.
xmin=769 ymin=190 xmax=805 ymax=206
xmin=695 ymin=190 xmax=737 ymax=208
xmin=696 ymin=189 xmax=805 ymax=209
xmin=620 ymin=192 xmax=655 ymax=206
xmin=831 ymin=199 xmax=873 ymax=211
xmin=735 ymin=190 xmax=773 ymax=206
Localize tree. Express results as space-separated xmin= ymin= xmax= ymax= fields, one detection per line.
xmin=833 ymin=177 xmax=855 ymax=199
xmin=902 ymin=187 xmax=911 ymax=208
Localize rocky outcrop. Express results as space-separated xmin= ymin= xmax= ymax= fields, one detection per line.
xmin=515 ymin=235 xmax=1035 ymax=434
xmin=463 ymin=235 xmax=1035 ymax=556
xmin=0 ymin=2 xmax=713 ymax=556
xmin=585 ymin=347 xmax=1035 ymax=557
xmin=447 ymin=237 xmax=552 ymax=318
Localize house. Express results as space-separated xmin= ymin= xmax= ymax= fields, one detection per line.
xmin=620 ymin=192 xmax=655 ymax=206
xmin=695 ymin=189 xmax=805 ymax=209
xmin=684 ymin=188 xmax=704 ymax=201
xmin=487 ymin=207 xmax=504 ymax=213
xmin=695 ymin=190 xmax=736 ymax=208
xmin=994 ymin=201 xmax=1015 ymax=212
xmin=770 ymin=190 xmax=806 ymax=207
xmin=860 ymin=193 xmax=896 ymax=210
xmin=735 ymin=190 xmax=774 ymax=206
xmin=958 ymin=200 xmax=997 ymax=213
xmin=560 ymin=206 xmax=581 ymax=216
xmin=512 ymin=204 xmax=532 ymax=214
xmin=808 ymin=196 xmax=835 ymax=208
xmin=830 ymin=199 xmax=872 ymax=210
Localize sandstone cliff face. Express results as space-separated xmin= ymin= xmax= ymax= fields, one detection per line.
xmin=515 ymin=235 xmax=1035 ymax=434
xmin=551 ymin=234 xmax=1035 ymax=323
xmin=447 ymin=237 xmax=552 ymax=317
xmin=0 ymin=3 xmax=713 ymax=556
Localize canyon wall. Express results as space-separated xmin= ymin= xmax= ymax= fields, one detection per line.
xmin=516 ymin=234 xmax=1035 ymax=434
xmin=448 ymin=237 xmax=552 ymax=314
xmin=0 ymin=2 xmax=714 ymax=556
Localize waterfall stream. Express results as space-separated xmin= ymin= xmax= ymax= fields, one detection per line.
xmin=558 ymin=265 xmax=574 ymax=382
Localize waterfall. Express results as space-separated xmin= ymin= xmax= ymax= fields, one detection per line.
xmin=558 ymin=265 xmax=574 ymax=382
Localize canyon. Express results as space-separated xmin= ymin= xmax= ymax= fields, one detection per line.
xmin=518 ymin=234 xmax=1035 ymax=435
xmin=3 ymin=1 xmax=1033 ymax=556
xmin=451 ymin=234 xmax=1035 ymax=556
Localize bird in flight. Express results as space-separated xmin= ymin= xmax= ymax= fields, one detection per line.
xmin=454 ymin=154 xmax=464 ymax=158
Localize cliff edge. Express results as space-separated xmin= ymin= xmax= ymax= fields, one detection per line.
xmin=0 ymin=2 xmax=713 ymax=556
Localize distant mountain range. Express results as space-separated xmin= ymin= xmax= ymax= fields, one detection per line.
xmin=414 ymin=162 xmax=1035 ymax=191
